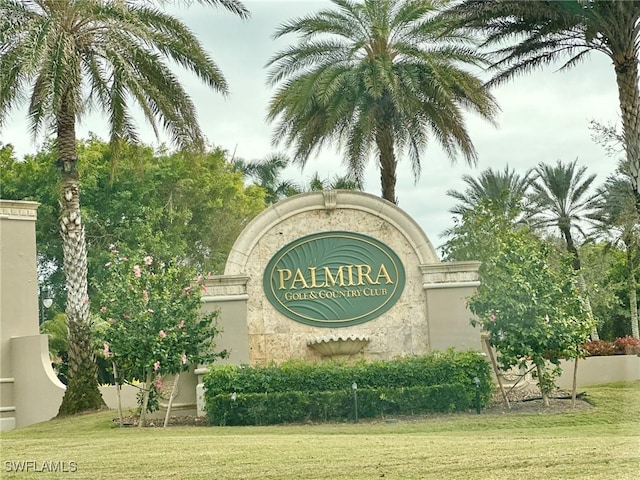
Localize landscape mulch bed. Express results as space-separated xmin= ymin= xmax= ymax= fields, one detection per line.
xmin=114 ymin=389 xmax=593 ymax=427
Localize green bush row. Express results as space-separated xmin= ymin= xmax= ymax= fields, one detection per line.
xmin=206 ymin=384 xmax=473 ymax=426
xmin=204 ymin=350 xmax=491 ymax=397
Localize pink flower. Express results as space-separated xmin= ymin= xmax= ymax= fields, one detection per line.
xmin=159 ymin=330 xmax=166 ymax=339
xmin=123 ymin=313 xmax=131 ymax=319
xmin=100 ymin=306 xmax=107 ymax=313
xmin=177 ymin=320 xmax=185 ymax=329
xmin=181 ymin=353 xmax=188 ymax=365
xmin=144 ymin=256 xmax=153 ymax=265
xmin=155 ymin=379 xmax=163 ymax=389
xmin=83 ymin=296 xmax=89 ymax=304
xmin=108 ymin=317 xmax=115 ymax=323
xmin=490 ymin=314 xmax=497 ymax=321
xmin=183 ymin=286 xmax=192 ymax=296
xmin=200 ymin=284 xmax=208 ymax=293
xmin=133 ymin=265 xmax=141 ymax=278
xmin=142 ymin=290 xmax=149 ymax=300
xmin=153 ymin=361 xmax=160 ymax=371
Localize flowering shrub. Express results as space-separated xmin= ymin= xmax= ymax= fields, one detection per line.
xmin=583 ymin=337 xmax=640 ymax=356
xmin=96 ymin=247 xmax=226 ymax=425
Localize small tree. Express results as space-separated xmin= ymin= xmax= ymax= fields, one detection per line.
xmin=97 ymin=248 xmax=226 ymax=426
xmin=466 ymin=218 xmax=593 ymax=406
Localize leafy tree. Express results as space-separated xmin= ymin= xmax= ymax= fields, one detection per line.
xmin=465 ymin=210 xmax=593 ymax=406
xmin=0 ymin=0 xmax=247 ymax=414
xmin=1 ymin=137 xmax=265 ymax=302
xmin=97 ymin=248 xmax=226 ymax=427
xmin=441 ymin=0 xmax=640 ymax=202
xmin=579 ymin=242 xmax=632 ymax=340
xmin=266 ymin=0 xmax=499 ymax=204
xmin=590 ymin=171 xmax=640 ymax=338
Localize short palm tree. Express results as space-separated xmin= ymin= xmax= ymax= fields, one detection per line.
xmin=266 ymin=0 xmax=499 ymax=204
xmin=447 ymin=165 xmax=534 ymax=219
xmin=233 ymin=153 xmax=301 ymax=204
xmin=589 ymin=170 xmax=640 ymax=339
xmin=441 ymin=0 xmax=640 ymax=202
xmin=0 ymin=0 xmax=248 ymax=414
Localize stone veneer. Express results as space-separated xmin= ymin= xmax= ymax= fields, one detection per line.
xmin=207 ymin=190 xmax=480 ymax=365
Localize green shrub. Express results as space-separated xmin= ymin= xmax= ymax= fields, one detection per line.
xmin=206 ymin=384 xmax=472 ymax=426
xmin=203 ymin=350 xmax=492 ymax=425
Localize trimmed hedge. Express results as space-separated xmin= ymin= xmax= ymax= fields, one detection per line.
xmin=203 ymin=350 xmax=492 ymax=425
xmin=207 ymin=384 xmax=471 ymax=426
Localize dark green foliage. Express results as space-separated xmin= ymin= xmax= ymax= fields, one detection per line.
xmin=206 ymin=384 xmax=472 ymax=426
xmin=204 ymin=351 xmax=492 ymax=425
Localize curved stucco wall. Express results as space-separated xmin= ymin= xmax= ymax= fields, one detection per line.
xmin=224 ymin=191 xmax=440 ymax=364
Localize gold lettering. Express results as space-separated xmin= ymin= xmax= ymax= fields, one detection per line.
xmin=323 ymin=266 xmax=345 ymax=287
xmin=356 ymin=264 xmax=375 ymax=285
xmin=290 ymin=268 xmax=309 ymax=290
xmin=309 ymin=267 xmax=321 ymax=288
xmin=277 ymin=269 xmax=292 ymax=290
xmin=375 ymin=264 xmax=394 ymax=285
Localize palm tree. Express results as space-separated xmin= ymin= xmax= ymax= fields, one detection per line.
xmin=441 ymin=0 xmax=640 ymax=203
xmin=590 ymin=170 xmax=640 ymax=339
xmin=233 ymin=153 xmax=301 ymax=204
xmin=530 ymin=160 xmax=597 ymax=270
xmin=446 ymin=165 xmax=534 ymax=219
xmin=530 ymin=159 xmax=599 ymax=339
xmin=266 ymin=0 xmax=499 ymax=204
xmin=0 ymin=0 xmax=248 ymax=414
xmin=305 ymin=171 xmax=362 ymax=192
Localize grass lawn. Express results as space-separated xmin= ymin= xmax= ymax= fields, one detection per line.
xmin=1 ymin=382 xmax=639 ymax=480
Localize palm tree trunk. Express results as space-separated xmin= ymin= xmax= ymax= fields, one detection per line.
xmin=375 ymin=92 xmax=398 ymax=204
xmin=56 ymin=95 xmax=104 ymax=415
xmin=613 ymin=53 xmax=640 ymax=201
xmin=562 ymin=226 xmax=599 ymax=340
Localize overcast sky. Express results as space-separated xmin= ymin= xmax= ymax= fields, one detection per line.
xmin=1 ymin=0 xmax=622 ymax=256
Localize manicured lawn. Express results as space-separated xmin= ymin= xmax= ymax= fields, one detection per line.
xmin=1 ymin=382 xmax=639 ymax=479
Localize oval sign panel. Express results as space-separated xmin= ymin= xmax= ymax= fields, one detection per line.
xmin=263 ymin=231 xmax=406 ymax=327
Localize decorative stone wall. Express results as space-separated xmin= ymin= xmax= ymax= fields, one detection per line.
xmin=206 ymin=191 xmax=480 ymax=365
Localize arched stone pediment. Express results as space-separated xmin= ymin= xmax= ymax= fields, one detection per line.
xmin=225 ymin=190 xmax=439 ymax=275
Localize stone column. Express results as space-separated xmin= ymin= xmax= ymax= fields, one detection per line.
xmin=420 ymin=261 xmax=482 ymax=352
xmin=0 ymin=201 xmax=65 ymax=431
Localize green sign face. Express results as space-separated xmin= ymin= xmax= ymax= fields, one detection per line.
xmin=263 ymin=231 xmax=406 ymax=327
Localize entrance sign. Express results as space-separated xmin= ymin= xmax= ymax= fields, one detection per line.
xmin=263 ymin=231 xmax=405 ymax=327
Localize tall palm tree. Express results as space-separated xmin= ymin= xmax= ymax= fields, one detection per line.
xmin=0 ymin=0 xmax=248 ymax=414
xmin=530 ymin=160 xmax=597 ymax=270
xmin=446 ymin=165 xmax=534 ymax=219
xmin=266 ymin=0 xmax=499 ymax=204
xmin=441 ymin=0 xmax=640 ymax=203
xmin=531 ymin=159 xmax=599 ymax=339
xmin=590 ymin=170 xmax=640 ymax=339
